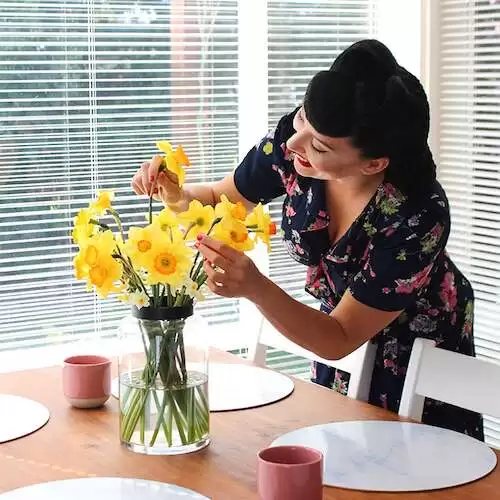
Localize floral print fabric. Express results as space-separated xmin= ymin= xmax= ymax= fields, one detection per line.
xmin=234 ymin=109 xmax=483 ymax=440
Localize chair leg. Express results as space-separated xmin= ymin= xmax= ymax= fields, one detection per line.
xmin=249 ymin=343 xmax=267 ymax=367
xmin=247 ymin=313 xmax=267 ymax=366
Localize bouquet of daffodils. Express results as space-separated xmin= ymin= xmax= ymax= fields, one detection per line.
xmin=72 ymin=141 xmax=275 ymax=306
xmin=72 ymin=141 xmax=275 ymax=450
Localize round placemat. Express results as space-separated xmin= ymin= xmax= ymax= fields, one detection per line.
xmin=112 ymin=363 xmax=294 ymax=412
xmin=271 ymin=420 xmax=497 ymax=492
xmin=0 ymin=394 xmax=50 ymax=443
xmin=0 ymin=477 xmax=209 ymax=499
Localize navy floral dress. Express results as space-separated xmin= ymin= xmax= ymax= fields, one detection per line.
xmin=234 ymin=109 xmax=484 ymax=441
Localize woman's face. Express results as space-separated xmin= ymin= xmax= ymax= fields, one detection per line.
xmin=286 ymin=107 xmax=376 ymax=181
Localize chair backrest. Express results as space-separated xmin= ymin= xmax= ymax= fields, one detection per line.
xmin=399 ymin=337 xmax=500 ymax=420
xmin=245 ymin=247 xmax=377 ymax=401
xmin=248 ymin=314 xmax=377 ymax=401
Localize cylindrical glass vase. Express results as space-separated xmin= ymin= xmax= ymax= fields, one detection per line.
xmin=118 ymin=304 xmax=209 ymax=455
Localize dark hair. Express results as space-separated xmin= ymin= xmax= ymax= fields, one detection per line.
xmin=303 ymin=39 xmax=436 ymax=198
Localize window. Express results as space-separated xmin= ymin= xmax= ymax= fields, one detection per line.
xmin=267 ymin=1 xmax=376 ymax=303
xmin=0 ymin=0 xmax=377 ymax=367
xmin=263 ymin=0 xmax=377 ymax=354
xmin=433 ymin=0 xmax=500 ymax=446
xmin=0 ymin=0 xmax=241 ymax=356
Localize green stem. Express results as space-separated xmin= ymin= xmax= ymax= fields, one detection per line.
xmin=173 ymin=286 xmax=186 ymax=307
xmin=189 ymin=217 xmax=222 ymax=279
xmin=165 ymin=402 xmax=173 ymax=446
xmin=191 ymin=258 xmax=204 ymax=282
xmin=109 ymin=208 xmax=125 ymax=242
xmin=149 ymin=390 xmax=169 ymax=447
xmin=139 ymin=394 xmax=146 ymax=443
xmin=89 ymin=218 xmax=110 ymax=231
xmin=120 ymin=319 xmax=208 ymax=449
xmin=190 ymin=251 xmax=202 ymax=279
xmin=196 ymin=270 xmax=208 ymax=288
xmin=171 ymin=394 xmax=188 ymax=445
xmin=184 ymin=222 xmax=196 ymax=240
xmin=148 ymin=174 xmax=160 ymax=225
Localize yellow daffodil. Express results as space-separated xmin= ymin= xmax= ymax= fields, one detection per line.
xmin=90 ymin=190 xmax=114 ymax=215
xmin=156 ymin=141 xmax=190 ymax=187
xmin=212 ymin=216 xmax=254 ymax=252
xmin=156 ymin=140 xmax=174 ymax=155
xmin=72 ymin=208 xmax=96 ymax=244
xmin=73 ymin=230 xmax=122 ymax=298
xmin=124 ymin=225 xmax=157 ymax=267
xmin=73 ymin=253 xmax=88 ymax=280
xmin=143 ymin=238 xmax=193 ymax=286
xmin=215 ymin=194 xmax=247 ymax=221
xmin=165 ymin=154 xmax=185 ymax=186
xmin=151 ymin=207 xmax=177 ymax=231
xmin=74 ymin=230 xmax=117 ymax=278
xmin=87 ymin=253 xmax=123 ymax=298
xmin=147 ymin=208 xmax=183 ymax=242
xmin=245 ymin=203 xmax=276 ymax=250
xmin=173 ymin=144 xmax=190 ymax=168
xmin=177 ymin=200 xmax=215 ymax=240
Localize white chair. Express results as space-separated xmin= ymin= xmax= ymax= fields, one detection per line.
xmin=248 ymin=314 xmax=377 ymax=401
xmin=245 ymin=245 xmax=377 ymax=401
xmin=400 ymin=337 xmax=500 ymax=420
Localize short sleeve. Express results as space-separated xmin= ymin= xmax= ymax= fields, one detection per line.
xmin=233 ymin=108 xmax=297 ymax=204
xmin=349 ymin=212 xmax=449 ymax=312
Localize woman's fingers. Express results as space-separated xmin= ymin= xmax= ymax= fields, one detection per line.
xmin=197 ymin=242 xmax=231 ymax=271
xmin=132 ymin=155 xmax=184 ymax=206
xmin=131 ymin=161 xmax=149 ymax=195
xmin=203 ymin=260 xmax=228 ymax=285
xmin=138 ymin=155 xmax=162 ymax=195
xmin=161 ymin=168 xmax=179 ymax=186
xmin=198 ymin=235 xmax=242 ymax=262
xmin=148 ymin=155 xmax=164 ymax=181
xmin=206 ymin=277 xmax=231 ymax=297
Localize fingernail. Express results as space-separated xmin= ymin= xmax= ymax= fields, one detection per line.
xmin=159 ymin=171 xmax=165 ymax=178
xmin=150 ymin=175 xmax=155 ymax=182
xmin=196 ymin=234 xmax=203 ymax=241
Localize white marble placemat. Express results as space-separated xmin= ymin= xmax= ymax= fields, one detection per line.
xmin=0 ymin=477 xmax=210 ymax=499
xmin=271 ymin=420 xmax=497 ymax=492
xmin=112 ymin=363 xmax=294 ymax=412
xmin=0 ymin=394 xmax=50 ymax=443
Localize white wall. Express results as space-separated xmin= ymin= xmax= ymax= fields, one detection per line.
xmin=376 ymin=0 xmax=422 ymax=77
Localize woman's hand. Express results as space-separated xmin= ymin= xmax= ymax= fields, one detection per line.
xmin=196 ymin=235 xmax=266 ymax=300
xmin=131 ymin=155 xmax=188 ymax=209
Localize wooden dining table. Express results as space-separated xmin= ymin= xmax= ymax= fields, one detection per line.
xmin=0 ymin=348 xmax=498 ymax=499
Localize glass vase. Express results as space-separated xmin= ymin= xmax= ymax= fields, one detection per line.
xmin=118 ymin=304 xmax=209 ymax=455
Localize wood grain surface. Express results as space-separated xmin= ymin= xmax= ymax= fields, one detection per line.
xmin=0 ymin=349 xmax=498 ymax=499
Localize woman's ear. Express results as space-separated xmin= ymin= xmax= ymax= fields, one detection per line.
xmin=360 ymin=157 xmax=389 ymax=176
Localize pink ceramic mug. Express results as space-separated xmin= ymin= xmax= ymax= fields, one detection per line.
xmin=257 ymin=445 xmax=323 ymax=500
xmin=62 ymin=355 xmax=111 ymax=409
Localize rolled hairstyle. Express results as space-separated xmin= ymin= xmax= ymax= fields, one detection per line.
xmin=303 ymin=39 xmax=436 ymax=198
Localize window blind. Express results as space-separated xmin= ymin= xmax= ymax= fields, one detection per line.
xmin=436 ymin=0 xmax=500 ymax=446
xmin=256 ymin=1 xmax=377 ymax=368
xmin=267 ymin=0 xmax=377 ymax=304
xmin=0 ymin=0 xmax=241 ymax=352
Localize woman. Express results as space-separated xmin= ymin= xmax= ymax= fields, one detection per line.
xmin=132 ymin=40 xmax=483 ymax=440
